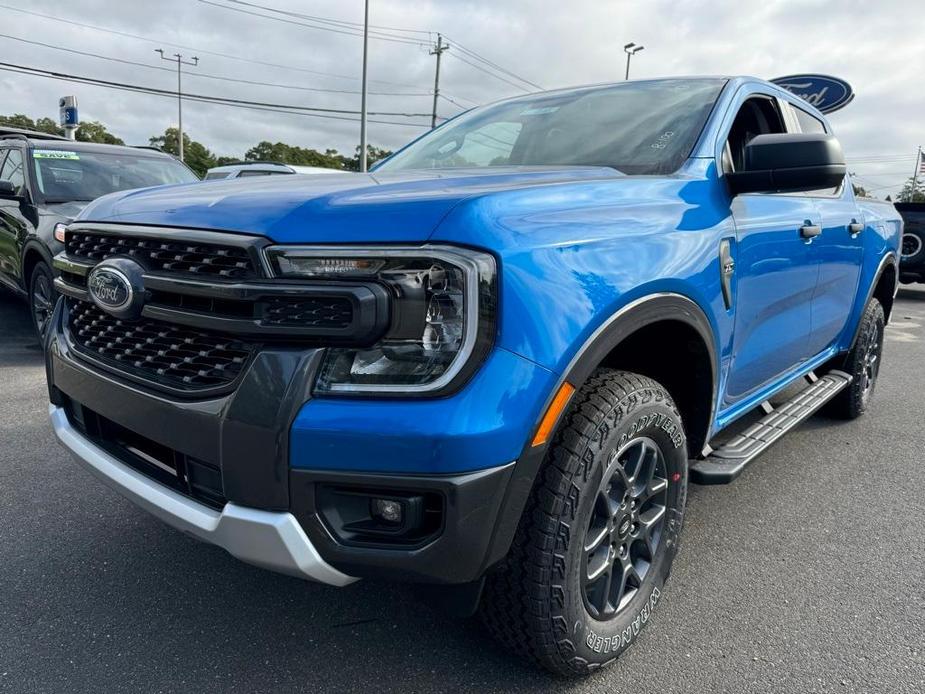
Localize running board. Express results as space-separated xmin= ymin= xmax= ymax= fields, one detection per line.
xmin=690 ymin=370 xmax=852 ymax=485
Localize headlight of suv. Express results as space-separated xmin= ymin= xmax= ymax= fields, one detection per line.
xmin=264 ymin=245 xmax=497 ymax=395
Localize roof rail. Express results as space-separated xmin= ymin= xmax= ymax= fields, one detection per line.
xmin=0 ymin=126 xmax=69 ymax=141
xmin=218 ymin=160 xmax=293 ymax=168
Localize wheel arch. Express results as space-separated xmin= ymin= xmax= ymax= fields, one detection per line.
xmin=850 ymin=253 xmax=898 ymax=350
xmin=21 ymin=240 xmax=54 ymax=290
xmin=480 ymin=292 xmax=719 ymax=576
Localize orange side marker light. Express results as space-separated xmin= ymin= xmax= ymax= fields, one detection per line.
xmin=531 ymin=382 xmax=575 ymax=447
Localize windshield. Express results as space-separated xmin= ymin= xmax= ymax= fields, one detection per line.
xmin=30 ymin=149 xmax=199 ymax=203
xmin=378 ymin=79 xmax=726 ymax=175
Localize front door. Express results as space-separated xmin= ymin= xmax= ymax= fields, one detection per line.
xmin=719 ymin=94 xmax=820 ymax=408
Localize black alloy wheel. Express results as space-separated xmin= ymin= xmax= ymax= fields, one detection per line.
xmin=29 ymin=262 xmax=57 ymax=344
xmin=582 ymin=437 xmax=668 ymax=620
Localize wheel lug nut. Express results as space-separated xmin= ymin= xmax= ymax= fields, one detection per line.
xmin=619 ymin=544 xmax=627 ymax=557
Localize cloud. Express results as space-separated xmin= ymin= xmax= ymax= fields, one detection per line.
xmin=2 ymin=0 xmax=920 ymax=194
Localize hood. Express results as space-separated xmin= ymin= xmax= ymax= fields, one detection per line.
xmin=41 ymin=200 xmax=90 ymax=222
xmin=77 ymin=167 xmax=622 ymax=243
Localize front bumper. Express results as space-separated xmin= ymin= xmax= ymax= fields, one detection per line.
xmin=51 ymin=404 xmax=355 ymax=586
xmin=46 ymin=299 xmax=546 ymax=584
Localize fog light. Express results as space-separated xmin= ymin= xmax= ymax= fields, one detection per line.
xmin=371 ymin=498 xmax=403 ymax=525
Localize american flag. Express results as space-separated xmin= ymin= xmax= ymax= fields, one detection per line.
xmin=920 ymin=150 xmax=925 ymax=174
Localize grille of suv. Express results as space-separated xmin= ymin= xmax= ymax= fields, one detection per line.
xmin=67 ymin=299 xmax=255 ymax=392
xmin=66 ymin=231 xmax=258 ymax=280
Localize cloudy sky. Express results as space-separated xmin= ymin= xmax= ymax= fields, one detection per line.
xmin=2 ymin=0 xmax=921 ymax=195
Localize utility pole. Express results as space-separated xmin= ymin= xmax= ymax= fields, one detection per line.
xmin=430 ymin=34 xmax=450 ymax=129
xmin=909 ymin=145 xmax=923 ymax=202
xmin=623 ymin=42 xmax=644 ymax=80
xmin=359 ymin=0 xmax=370 ymax=172
xmin=156 ymin=50 xmax=199 ymax=162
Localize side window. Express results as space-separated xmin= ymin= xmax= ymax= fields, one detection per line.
xmin=723 ymin=97 xmax=786 ymax=174
xmin=791 ymin=105 xmax=840 ymax=196
xmin=0 ymin=149 xmax=26 ymax=193
xmin=793 ymin=107 xmax=827 ymax=134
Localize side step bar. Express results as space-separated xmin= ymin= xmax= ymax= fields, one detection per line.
xmin=690 ymin=370 xmax=852 ymax=485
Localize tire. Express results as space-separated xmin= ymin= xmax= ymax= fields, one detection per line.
xmin=827 ymin=298 xmax=885 ymax=420
xmin=480 ymin=370 xmax=688 ymax=676
xmin=901 ymin=231 xmax=924 ymax=264
xmin=28 ymin=261 xmax=57 ymax=345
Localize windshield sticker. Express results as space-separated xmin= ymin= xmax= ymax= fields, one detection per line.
xmin=33 ymin=150 xmax=80 ymax=160
xmin=520 ymin=106 xmax=560 ymax=116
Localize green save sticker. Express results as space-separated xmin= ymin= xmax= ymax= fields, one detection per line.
xmin=33 ymin=150 xmax=80 ymax=160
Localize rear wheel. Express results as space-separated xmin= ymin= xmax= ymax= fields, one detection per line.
xmin=480 ymin=370 xmax=688 ymax=676
xmin=828 ymin=298 xmax=885 ymax=420
xmin=29 ymin=261 xmax=57 ymax=345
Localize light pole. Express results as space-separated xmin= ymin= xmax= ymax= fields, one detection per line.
xmin=156 ymin=50 xmax=198 ymax=162
xmin=623 ymin=42 xmax=644 ymax=80
xmin=359 ymin=0 xmax=370 ymax=172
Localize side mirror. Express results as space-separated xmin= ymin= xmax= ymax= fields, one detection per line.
xmin=726 ymin=133 xmax=847 ymax=195
xmin=0 ymin=180 xmax=19 ymax=199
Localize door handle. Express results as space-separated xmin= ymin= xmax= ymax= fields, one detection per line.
xmin=848 ymin=221 xmax=864 ymax=236
xmin=800 ymin=224 xmax=822 ymax=239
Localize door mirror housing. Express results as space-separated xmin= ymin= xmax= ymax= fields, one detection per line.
xmin=726 ymin=133 xmax=847 ymax=195
xmin=0 ymin=180 xmax=19 ymax=199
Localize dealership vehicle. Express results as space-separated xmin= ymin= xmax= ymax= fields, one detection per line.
xmin=0 ymin=128 xmax=198 ymax=340
xmin=46 ymin=77 xmax=900 ymax=676
xmin=897 ymin=202 xmax=925 ymax=283
xmin=203 ymin=161 xmax=339 ymax=180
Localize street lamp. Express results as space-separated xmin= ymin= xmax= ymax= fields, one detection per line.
xmin=624 ymin=42 xmax=644 ymax=80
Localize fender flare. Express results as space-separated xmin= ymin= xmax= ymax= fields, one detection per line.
xmin=848 ymin=252 xmax=898 ymax=350
xmin=478 ymin=292 xmax=719 ymax=575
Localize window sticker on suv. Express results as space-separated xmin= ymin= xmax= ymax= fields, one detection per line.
xmin=33 ymin=150 xmax=81 ymax=160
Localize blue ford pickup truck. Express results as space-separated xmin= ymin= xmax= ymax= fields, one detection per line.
xmin=46 ymin=77 xmax=900 ymax=676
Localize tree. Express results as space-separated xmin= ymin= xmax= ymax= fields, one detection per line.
xmin=342 ymin=145 xmax=393 ymax=172
xmin=149 ymin=128 xmax=216 ymax=178
xmin=244 ymin=141 xmax=345 ymax=170
xmin=898 ymin=176 xmax=925 ymax=203
xmin=0 ymin=113 xmax=124 ymax=144
xmin=0 ymin=114 xmax=60 ymax=134
xmin=76 ymin=121 xmax=124 ymax=145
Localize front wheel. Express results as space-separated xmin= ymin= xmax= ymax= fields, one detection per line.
xmin=480 ymin=370 xmax=688 ymax=676
xmin=29 ymin=261 xmax=57 ymax=345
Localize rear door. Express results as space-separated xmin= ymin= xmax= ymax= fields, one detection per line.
xmin=722 ymin=93 xmax=821 ymax=407
xmin=786 ymin=103 xmax=865 ymax=356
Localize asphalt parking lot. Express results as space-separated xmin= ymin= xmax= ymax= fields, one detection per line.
xmin=1 ymin=288 xmax=924 ymax=694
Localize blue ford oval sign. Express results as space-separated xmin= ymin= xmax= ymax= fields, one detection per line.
xmin=771 ymin=74 xmax=854 ymax=114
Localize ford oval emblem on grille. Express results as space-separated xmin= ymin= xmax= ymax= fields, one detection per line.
xmin=86 ymin=258 xmax=145 ymax=319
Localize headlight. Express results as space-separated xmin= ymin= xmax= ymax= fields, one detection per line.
xmin=264 ymin=245 xmax=496 ymax=395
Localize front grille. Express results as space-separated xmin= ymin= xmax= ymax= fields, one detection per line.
xmin=67 ymin=299 xmax=256 ymax=393
xmin=263 ymin=296 xmax=354 ymax=328
xmin=65 ymin=398 xmax=226 ymax=510
xmin=66 ymin=231 xmax=258 ymax=280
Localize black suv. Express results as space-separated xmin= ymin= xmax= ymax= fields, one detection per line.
xmin=0 ymin=128 xmax=198 ymax=340
xmin=897 ymin=202 xmax=925 ymax=284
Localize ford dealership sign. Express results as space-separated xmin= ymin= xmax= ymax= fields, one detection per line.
xmin=771 ymin=74 xmax=854 ymax=114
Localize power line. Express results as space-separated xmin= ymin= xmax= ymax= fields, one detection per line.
xmin=0 ymin=31 xmax=430 ymax=97
xmin=223 ymin=0 xmax=433 ymax=36
xmin=197 ymin=0 xmax=430 ymax=47
xmin=443 ymin=36 xmax=544 ymax=90
xmin=0 ymin=62 xmax=434 ymax=126
xmin=445 ymin=52 xmax=533 ymax=92
xmin=0 ymin=1 xmax=423 ymax=89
